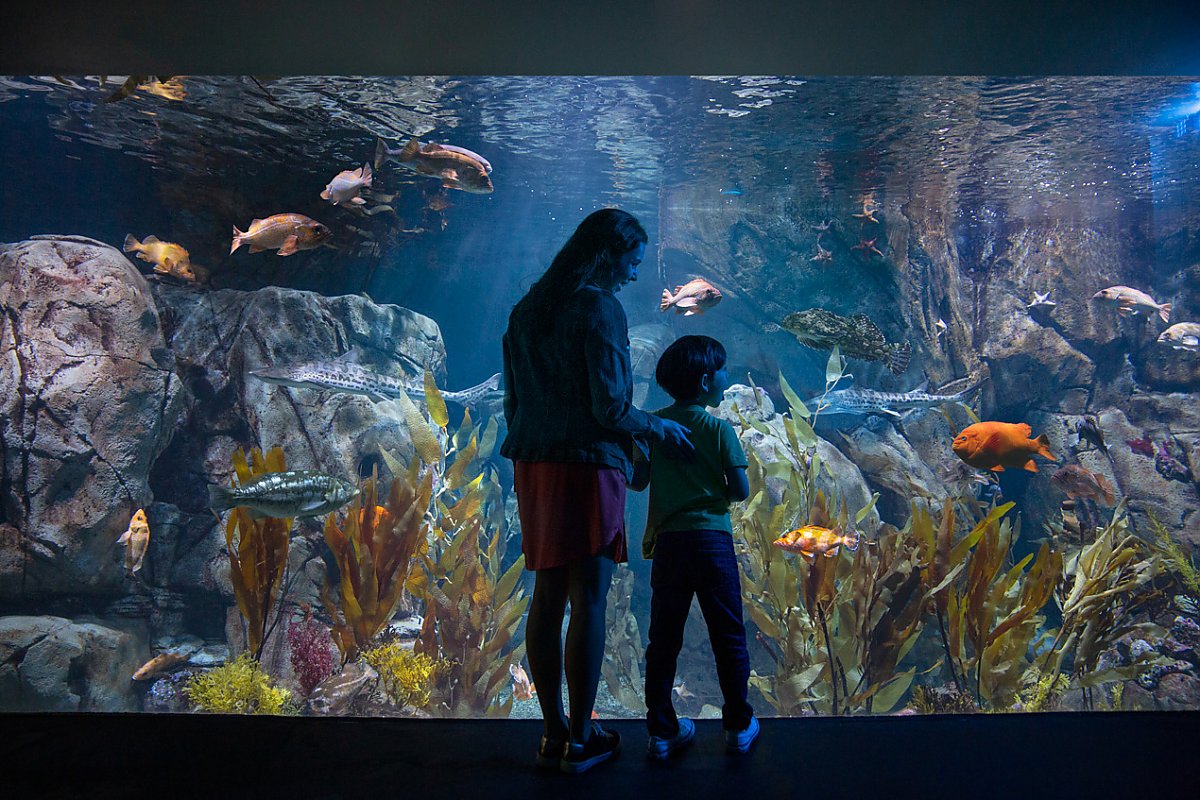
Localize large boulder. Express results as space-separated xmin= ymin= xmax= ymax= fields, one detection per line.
xmin=0 ymin=615 xmax=142 ymax=711
xmin=0 ymin=236 xmax=184 ymax=601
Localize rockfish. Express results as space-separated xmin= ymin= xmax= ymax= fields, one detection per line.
xmin=813 ymin=376 xmax=984 ymax=418
xmin=773 ymin=525 xmax=860 ymax=561
xmin=661 ymin=278 xmax=722 ymax=316
xmin=132 ymin=649 xmax=191 ymax=681
xmin=117 ymin=508 xmax=151 ymax=574
xmin=305 ymin=661 xmax=377 ymax=715
xmin=952 ymin=421 xmax=1056 ymax=473
xmin=374 ymin=137 xmax=494 ymax=194
xmin=249 ymin=360 xmax=502 ymax=407
xmin=123 ymin=234 xmax=196 ymax=281
xmin=207 ymin=470 xmax=360 ymax=519
xmin=1157 ymin=322 xmax=1200 ymax=353
xmin=1091 ymin=285 xmax=1171 ymax=323
xmin=781 ymin=308 xmax=912 ymax=375
xmin=231 ymin=213 xmax=331 ymax=256
xmin=1051 ymin=464 xmax=1115 ymax=506
xmin=321 ymin=163 xmax=373 ymax=206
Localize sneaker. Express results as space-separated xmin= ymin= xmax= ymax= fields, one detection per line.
xmin=646 ymin=716 xmax=695 ymax=761
xmin=535 ymin=736 xmax=565 ymax=770
xmin=561 ymin=722 xmax=621 ymax=774
xmin=725 ymin=716 xmax=760 ymax=754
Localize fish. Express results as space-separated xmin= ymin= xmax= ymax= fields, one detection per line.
xmin=1091 ymin=285 xmax=1171 ymax=323
xmin=673 ymin=681 xmax=695 ymax=700
xmin=811 ymin=376 xmax=984 ymax=419
xmin=1155 ymin=441 xmax=1193 ymax=483
xmin=305 ymin=661 xmax=377 ymax=714
xmin=1051 ymin=464 xmax=1116 ymax=505
xmin=1157 ymin=322 xmax=1200 ymax=352
xmin=117 ymin=508 xmax=151 ymax=574
xmin=374 ymin=137 xmax=493 ymax=194
xmin=249 ymin=359 xmax=502 ymax=407
xmin=123 ymin=234 xmax=196 ymax=282
xmin=660 ymin=278 xmax=722 ymax=315
xmin=951 ymin=421 xmax=1056 ymax=473
xmin=509 ymin=663 xmax=535 ymax=701
xmin=1027 ymin=291 xmax=1057 ymax=312
xmin=320 ymin=163 xmax=373 ymax=206
xmin=780 ymin=308 xmax=912 ymax=375
xmin=231 ymin=213 xmax=332 ymax=256
xmin=132 ymin=649 xmax=191 ymax=681
xmin=810 ymin=243 xmax=833 ymax=263
xmin=773 ymin=524 xmax=860 ymax=562
xmin=1074 ymin=414 xmax=1113 ymax=461
xmin=207 ymin=470 xmax=360 ymax=519
xmin=719 ymin=187 xmax=743 ymax=196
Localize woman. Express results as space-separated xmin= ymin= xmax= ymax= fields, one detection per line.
xmin=501 ymin=208 xmax=693 ymax=774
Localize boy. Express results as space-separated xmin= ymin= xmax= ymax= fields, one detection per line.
xmin=640 ymin=335 xmax=759 ymax=760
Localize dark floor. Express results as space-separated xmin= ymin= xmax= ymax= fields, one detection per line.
xmin=6 ymin=711 xmax=1196 ymax=798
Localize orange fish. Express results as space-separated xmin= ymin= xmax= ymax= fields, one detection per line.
xmin=123 ymin=234 xmax=196 ymax=282
xmin=1051 ymin=465 xmax=1115 ymax=505
xmin=231 ymin=213 xmax=331 ymax=256
xmin=952 ymin=421 xmax=1055 ymax=473
xmin=660 ymin=278 xmax=722 ymax=316
xmin=509 ymin=663 xmax=535 ymax=701
xmin=117 ymin=508 xmax=150 ymax=574
xmin=773 ymin=524 xmax=860 ymax=561
xmin=132 ymin=650 xmax=189 ymax=681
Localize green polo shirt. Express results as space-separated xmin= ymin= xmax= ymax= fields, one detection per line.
xmin=643 ymin=404 xmax=748 ymax=558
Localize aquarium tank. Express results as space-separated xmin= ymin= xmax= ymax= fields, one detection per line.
xmin=0 ymin=75 xmax=1197 ymax=719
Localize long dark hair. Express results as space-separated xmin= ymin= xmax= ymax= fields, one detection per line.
xmin=511 ymin=208 xmax=647 ymax=332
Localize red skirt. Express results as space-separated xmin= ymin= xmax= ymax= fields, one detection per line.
xmin=513 ymin=461 xmax=628 ymax=571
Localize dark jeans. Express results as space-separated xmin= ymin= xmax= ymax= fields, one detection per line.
xmin=644 ymin=529 xmax=753 ymax=736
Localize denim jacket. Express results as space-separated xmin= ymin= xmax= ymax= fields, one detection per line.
xmin=500 ymin=285 xmax=665 ymax=482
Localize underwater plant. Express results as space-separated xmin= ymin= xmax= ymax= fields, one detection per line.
xmin=602 ymin=565 xmax=647 ymax=713
xmin=361 ymin=639 xmax=446 ymax=709
xmin=321 ymin=465 xmax=430 ymax=663
xmin=1147 ymin=511 xmax=1200 ymax=596
xmin=286 ymin=604 xmax=336 ymax=695
xmin=222 ymin=446 xmax=293 ymax=660
xmin=184 ymin=652 xmax=296 ymax=715
xmin=385 ymin=372 xmax=528 ymax=717
xmin=1038 ymin=502 xmax=1165 ymax=705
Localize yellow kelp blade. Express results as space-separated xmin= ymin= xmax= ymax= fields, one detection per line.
xmin=424 ymin=368 xmax=449 ymax=429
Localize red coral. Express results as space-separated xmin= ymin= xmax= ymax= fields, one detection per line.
xmin=286 ymin=604 xmax=335 ymax=695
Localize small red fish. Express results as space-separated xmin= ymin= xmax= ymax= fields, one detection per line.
xmin=1127 ymin=438 xmax=1155 ymax=457
xmin=660 ymin=278 xmax=722 ymax=316
xmin=1051 ymin=465 xmax=1115 ymax=506
xmin=952 ymin=421 xmax=1056 ymax=473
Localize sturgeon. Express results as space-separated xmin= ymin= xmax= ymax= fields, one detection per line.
xmin=810 ymin=377 xmax=984 ymax=418
xmin=249 ymin=359 xmax=501 ymax=407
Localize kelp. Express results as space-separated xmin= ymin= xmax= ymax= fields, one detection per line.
xmin=1147 ymin=511 xmax=1200 ymax=595
xmin=321 ymin=464 xmax=431 ymax=663
xmin=1039 ymin=502 xmax=1165 ymax=700
xmin=602 ymin=565 xmax=647 ymax=713
xmin=944 ymin=504 xmax=1062 ymax=708
xmin=733 ymin=363 xmax=922 ymax=716
xmin=223 ymin=446 xmax=293 ymax=660
xmin=386 ymin=374 xmax=528 ymax=717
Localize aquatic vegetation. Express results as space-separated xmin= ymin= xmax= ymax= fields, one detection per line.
xmin=1147 ymin=512 xmax=1200 ymax=596
xmin=361 ymin=640 xmax=446 ymax=708
xmin=388 ymin=375 xmax=528 ymax=716
xmin=1039 ymin=503 xmax=1165 ymax=703
xmin=286 ymin=604 xmax=336 ymax=695
xmin=1019 ymin=671 xmax=1071 ymax=712
xmin=184 ymin=652 xmax=296 ymax=715
xmin=320 ymin=466 xmax=430 ymax=663
xmin=223 ymin=446 xmax=293 ymax=660
xmin=734 ymin=361 xmax=921 ymax=715
xmin=602 ymin=565 xmax=647 ymax=713
xmin=910 ymin=684 xmax=977 ymax=714
xmin=944 ymin=504 xmax=1062 ymax=709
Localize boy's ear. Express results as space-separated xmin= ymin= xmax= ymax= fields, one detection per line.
xmin=699 ymin=372 xmax=712 ymax=392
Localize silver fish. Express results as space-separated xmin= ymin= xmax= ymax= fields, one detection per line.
xmin=249 ymin=360 xmax=501 ymax=407
xmin=811 ymin=377 xmax=984 ymax=418
xmin=207 ymin=470 xmax=360 ymax=518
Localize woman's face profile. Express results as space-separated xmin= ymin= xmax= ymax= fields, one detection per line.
xmin=605 ymin=242 xmax=645 ymax=292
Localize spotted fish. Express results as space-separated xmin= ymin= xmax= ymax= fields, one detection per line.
xmin=781 ymin=308 xmax=911 ymax=375
xmin=813 ymin=376 xmax=984 ymax=418
xmin=249 ymin=360 xmax=501 ymax=407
